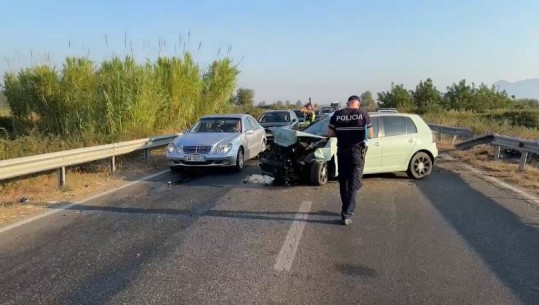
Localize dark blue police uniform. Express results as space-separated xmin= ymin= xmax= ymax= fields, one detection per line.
xmin=328 ymin=108 xmax=372 ymax=222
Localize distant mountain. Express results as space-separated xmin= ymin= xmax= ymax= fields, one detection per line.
xmin=493 ymin=78 xmax=539 ymax=100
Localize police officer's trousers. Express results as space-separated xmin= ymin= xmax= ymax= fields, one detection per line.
xmin=337 ymin=145 xmax=367 ymax=219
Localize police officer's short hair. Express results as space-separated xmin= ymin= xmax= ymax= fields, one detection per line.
xmin=347 ymin=95 xmax=361 ymax=103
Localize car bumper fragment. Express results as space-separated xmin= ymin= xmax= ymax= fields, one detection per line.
xmin=168 ymin=155 xmax=237 ymax=167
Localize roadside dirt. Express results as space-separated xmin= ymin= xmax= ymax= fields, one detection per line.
xmin=436 ymin=140 xmax=539 ymax=197
xmin=0 ymin=148 xmax=169 ymax=226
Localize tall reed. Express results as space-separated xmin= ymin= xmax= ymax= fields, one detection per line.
xmin=3 ymin=52 xmax=239 ymax=141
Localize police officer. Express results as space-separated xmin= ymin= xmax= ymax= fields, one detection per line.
xmin=327 ymin=95 xmax=373 ymax=225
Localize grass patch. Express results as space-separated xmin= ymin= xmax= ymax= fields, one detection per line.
xmin=424 ymin=110 xmax=539 ymax=139
xmin=0 ymin=108 xmax=9 ymax=117
xmin=429 ymin=110 xmax=538 ymax=193
xmin=0 ymin=91 xmax=9 ymax=116
xmin=437 ymin=138 xmax=539 ymax=193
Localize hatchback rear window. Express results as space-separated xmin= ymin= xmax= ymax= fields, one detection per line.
xmin=405 ymin=117 xmax=417 ymax=134
xmin=383 ymin=117 xmax=407 ymax=137
xmin=371 ymin=117 xmax=379 ymax=138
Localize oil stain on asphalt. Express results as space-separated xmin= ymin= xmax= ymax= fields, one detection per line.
xmin=335 ymin=263 xmax=378 ymax=277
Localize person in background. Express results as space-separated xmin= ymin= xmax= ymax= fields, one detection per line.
xmin=302 ymin=99 xmax=316 ymax=125
xmin=231 ymin=120 xmax=241 ymax=133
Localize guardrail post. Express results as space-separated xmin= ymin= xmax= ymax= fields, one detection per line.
xmin=519 ymin=152 xmax=528 ymax=172
xmin=438 ymin=132 xmax=443 ymax=142
xmin=494 ymin=146 xmax=501 ymax=160
xmin=451 ymin=135 xmax=457 ymax=144
xmin=58 ymin=167 xmax=66 ymax=189
xmin=109 ymin=156 xmax=116 ymax=173
xmin=144 ymin=148 xmax=150 ymax=163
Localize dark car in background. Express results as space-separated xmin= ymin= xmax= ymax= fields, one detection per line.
xmin=293 ymin=109 xmax=306 ymax=123
xmin=320 ymin=107 xmax=334 ymax=118
xmin=293 ymin=109 xmax=310 ymax=129
xmin=258 ymin=110 xmax=300 ymax=143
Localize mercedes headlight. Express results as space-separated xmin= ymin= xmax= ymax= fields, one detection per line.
xmin=167 ymin=143 xmax=175 ymax=153
xmin=218 ymin=143 xmax=233 ymax=154
xmin=177 ymin=146 xmax=183 ymax=153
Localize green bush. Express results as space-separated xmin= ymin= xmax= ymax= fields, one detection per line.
xmin=482 ymin=110 xmax=539 ymax=129
xmin=423 ymin=110 xmax=539 ymax=139
xmin=1 ymin=52 xmax=241 ymax=159
xmin=3 ymin=53 xmax=238 ymax=141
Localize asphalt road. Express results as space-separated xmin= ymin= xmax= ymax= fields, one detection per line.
xmin=1 ymin=158 xmax=538 ymax=305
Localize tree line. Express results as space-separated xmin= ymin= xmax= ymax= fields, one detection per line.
xmin=3 ymin=66 xmax=538 ymax=140
xmin=232 ymin=88 xmax=307 ymax=109
xmin=375 ymin=78 xmax=538 ymax=114
xmin=232 ymin=79 xmax=539 ymax=115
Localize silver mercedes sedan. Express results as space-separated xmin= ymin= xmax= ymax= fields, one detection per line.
xmin=167 ymin=114 xmax=267 ymax=172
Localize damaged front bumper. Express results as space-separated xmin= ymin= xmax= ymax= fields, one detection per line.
xmin=259 ymin=144 xmax=308 ymax=184
xmin=258 ymin=128 xmax=338 ymax=185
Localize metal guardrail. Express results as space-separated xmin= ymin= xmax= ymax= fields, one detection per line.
xmin=452 ymin=133 xmax=496 ymax=150
xmin=491 ymin=135 xmax=539 ymax=155
xmin=440 ymin=129 xmax=539 ymax=171
xmin=0 ymin=134 xmax=179 ymax=187
xmin=428 ymin=124 xmax=474 ymax=139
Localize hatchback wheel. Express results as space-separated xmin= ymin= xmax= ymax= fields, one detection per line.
xmin=310 ymin=161 xmax=328 ymax=185
xmin=407 ymin=152 xmax=433 ymax=179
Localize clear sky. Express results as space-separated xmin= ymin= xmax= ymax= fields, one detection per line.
xmin=2 ymin=0 xmax=539 ymax=104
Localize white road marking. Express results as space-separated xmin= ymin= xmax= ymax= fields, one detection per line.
xmin=441 ymin=154 xmax=539 ymax=208
xmin=0 ymin=169 xmax=170 ymax=234
xmin=274 ymin=200 xmax=312 ymax=272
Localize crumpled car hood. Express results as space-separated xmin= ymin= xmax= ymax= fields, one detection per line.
xmin=262 ymin=127 xmax=340 ymax=180
xmin=269 ymin=127 xmax=337 ymax=163
xmin=268 ymin=127 xmax=326 ymax=147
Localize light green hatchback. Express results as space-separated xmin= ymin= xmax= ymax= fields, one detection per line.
xmin=259 ymin=113 xmax=439 ymax=185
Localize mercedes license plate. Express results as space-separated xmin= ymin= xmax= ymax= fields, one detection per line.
xmin=185 ymin=155 xmax=205 ymax=162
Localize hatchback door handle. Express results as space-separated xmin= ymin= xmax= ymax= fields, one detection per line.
xmin=373 ymin=141 xmax=380 ymax=146
xmin=408 ymin=138 xmax=414 ymax=143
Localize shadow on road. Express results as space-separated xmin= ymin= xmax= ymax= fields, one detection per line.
xmin=65 ymin=204 xmax=343 ymax=226
xmin=415 ymin=168 xmax=539 ymax=305
xmin=157 ymin=159 xmax=416 ymax=188
xmin=204 ymin=209 xmax=342 ymax=225
xmin=363 ymin=172 xmax=411 ymax=180
xmin=165 ymin=161 xmax=264 ymax=187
